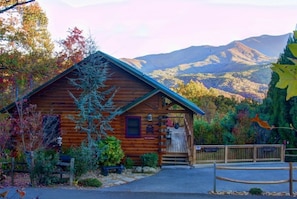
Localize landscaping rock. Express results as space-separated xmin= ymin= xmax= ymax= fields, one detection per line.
xmin=134 ymin=166 xmax=143 ymax=173
xmin=143 ymin=166 xmax=158 ymax=173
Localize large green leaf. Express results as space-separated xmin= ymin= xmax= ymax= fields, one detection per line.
xmin=271 ymin=63 xmax=297 ymax=100
xmin=289 ymin=44 xmax=297 ymax=57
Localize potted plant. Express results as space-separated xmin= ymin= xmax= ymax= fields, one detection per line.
xmin=97 ymin=136 xmax=124 ymax=176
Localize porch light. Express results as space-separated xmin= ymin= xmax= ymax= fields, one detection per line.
xmin=147 ymin=113 xmax=153 ymax=122
xmin=57 ymin=136 xmax=63 ymax=147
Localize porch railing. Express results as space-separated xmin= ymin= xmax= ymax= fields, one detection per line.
xmin=195 ymin=144 xmax=285 ymax=164
xmin=184 ymin=117 xmax=193 ymax=165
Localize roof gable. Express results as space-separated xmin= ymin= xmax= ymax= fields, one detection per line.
xmin=97 ymin=51 xmax=204 ymax=115
xmin=1 ymin=51 xmax=204 ymax=115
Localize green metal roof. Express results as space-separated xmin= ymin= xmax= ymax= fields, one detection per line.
xmin=98 ymin=51 xmax=205 ymax=115
xmin=1 ymin=51 xmax=205 ymax=115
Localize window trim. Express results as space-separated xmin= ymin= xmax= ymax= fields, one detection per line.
xmin=125 ymin=116 xmax=141 ymax=138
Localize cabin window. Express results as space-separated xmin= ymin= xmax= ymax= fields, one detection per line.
xmin=125 ymin=116 xmax=141 ymax=138
xmin=42 ymin=115 xmax=61 ymax=147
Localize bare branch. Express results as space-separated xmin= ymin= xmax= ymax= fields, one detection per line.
xmin=0 ymin=0 xmax=35 ymax=14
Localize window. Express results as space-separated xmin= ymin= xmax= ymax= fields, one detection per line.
xmin=42 ymin=115 xmax=61 ymax=146
xmin=126 ymin=116 xmax=141 ymax=137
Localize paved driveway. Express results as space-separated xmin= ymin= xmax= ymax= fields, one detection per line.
xmin=102 ymin=162 xmax=297 ymax=194
xmin=5 ymin=162 xmax=297 ymax=198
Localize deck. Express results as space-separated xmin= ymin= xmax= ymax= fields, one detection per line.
xmin=166 ymin=127 xmax=187 ymax=153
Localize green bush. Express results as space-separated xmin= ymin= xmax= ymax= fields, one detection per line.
xmin=78 ymin=178 xmax=102 ymax=187
xmin=124 ymin=157 xmax=134 ymax=169
xmin=65 ymin=143 xmax=100 ymax=178
xmin=97 ymin=136 xmax=124 ymax=166
xmin=249 ymin=187 xmax=263 ymax=195
xmin=140 ymin=153 xmax=158 ymax=168
xmin=31 ymin=149 xmax=59 ymax=185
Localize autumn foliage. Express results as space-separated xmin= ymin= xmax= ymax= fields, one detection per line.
xmin=251 ymin=114 xmax=271 ymax=130
xmin=56 ymin=27 xmax=87 ymax=71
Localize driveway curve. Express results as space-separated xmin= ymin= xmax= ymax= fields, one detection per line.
xmin=102 ymin=162 xmax=297 ymax=194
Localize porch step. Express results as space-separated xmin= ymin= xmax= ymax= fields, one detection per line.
xmin=162 ymin=152 xmax=189 ymax=166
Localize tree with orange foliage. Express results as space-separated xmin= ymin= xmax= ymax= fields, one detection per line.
xmin=0 ymin=1 xmax=55 ymax=107
xmin=56 ymin=27 xmax=98 ymax=72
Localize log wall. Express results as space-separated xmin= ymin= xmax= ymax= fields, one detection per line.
xmin=13 ymin=62 xmax=194 ymax=165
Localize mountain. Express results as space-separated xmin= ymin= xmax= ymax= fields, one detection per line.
xmin=121 ymin=33 xmax=291 ymax=101
xmin=239 ymin=34 xmax=290 ymax=57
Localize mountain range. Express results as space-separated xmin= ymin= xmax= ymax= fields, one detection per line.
xmin=122 ymin=33 xmax=291 ymax=101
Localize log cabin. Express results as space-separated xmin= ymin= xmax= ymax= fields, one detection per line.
xmin=2 ymin=51 xmax=205 ymax=166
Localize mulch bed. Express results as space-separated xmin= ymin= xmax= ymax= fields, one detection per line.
xmin=1 ymin=173 xmax=31 ymax=188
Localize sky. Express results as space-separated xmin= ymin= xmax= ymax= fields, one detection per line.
xmin=37 ymin=0 xmax=297 ymax=58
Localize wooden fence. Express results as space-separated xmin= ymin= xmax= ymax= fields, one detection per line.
xmin=214 ymin=162 xmax=296 ymax=196
xmin=194 ymin=144 xmax=284 ymax=164
xmin=1 ymin=157 xmax=75 ymax=186
xmin=285 ymin=148 xmax=297 ymax=162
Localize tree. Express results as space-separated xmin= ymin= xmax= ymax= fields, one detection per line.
xmin=56 ymin=27 xmax=98 ymax=72
xmin=0 ymin=113 xmax=11 ymax=155
xmin=56 ymin=27 xmax=86 ymax=71
xmin=0 ymin=1 xmax=55 ymax=106
xmin=0 ymin=0 xmax=35 ymax=14
xmin=232 ymin=103 xmax=255 ymax=144
xmin=68 ymin=53 xmax=121 ymax=148
xmin=173 ymin=80 xmax=212 ymax=102
xmin=10 ymin=100 xmax=59 ymax=152
xmin=260 ymin=31 xmax=297 ymax=146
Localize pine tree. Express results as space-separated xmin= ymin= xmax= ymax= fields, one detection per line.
xmin=261 ymin=34 xmax=297 ymax=146
xmin=68 ymin=53 xmax=121 ymax=148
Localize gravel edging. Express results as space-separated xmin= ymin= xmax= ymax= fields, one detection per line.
xmin=209 ymin=190 xmax=295 ymax=197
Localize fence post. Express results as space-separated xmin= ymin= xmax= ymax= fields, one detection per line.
xmin=253 ymin=145 xmax=257 ymax=162
xmin=69 ymin=158 xmax=75 ymax=186
xmin=289 ymin=162 xmax=293 ymax=196
xmin=224 ymin=146 xmax=228 ymax=163
xmin=193 ymin=146 xmax=196 ymax=165
xmin=213 ymin=162 xmax=216 ymax=193
xmin=11 ymin=158 xmax=15 ymax=186
xmin=281 ymin=144 xmax=285 ymax=162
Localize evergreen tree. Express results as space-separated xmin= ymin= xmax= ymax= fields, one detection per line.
xmin=68 ymin=53 xmax=121 ymax=148
xmin=261 ymin=34 xmax=297 ymax=146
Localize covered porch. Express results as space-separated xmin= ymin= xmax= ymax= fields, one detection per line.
xmin=160 ymin=115 xmax=194 ymax=165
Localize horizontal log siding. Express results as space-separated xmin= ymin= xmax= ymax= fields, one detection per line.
xmin=28 ymin=63 xmax=160 ymax=152
xmin=111 ymin=94 xmax=168 ymax=164
xmin=14 ymin=61 xmax=193 ymax=165
xmin=106 ymin=64 xmax=153 ymax=108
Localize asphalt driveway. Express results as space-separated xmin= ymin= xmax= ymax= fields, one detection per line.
xmin=4 ymin=162 xmax=297 ymax=198
xmin=102 ymin=162 xmax=297 ymax=194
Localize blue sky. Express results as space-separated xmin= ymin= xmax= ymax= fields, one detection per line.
xmin=38 ymin=0 xmax=297 ymax=58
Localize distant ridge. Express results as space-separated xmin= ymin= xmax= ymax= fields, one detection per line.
xmin=121 ymin=33 xmax=291 ymax=101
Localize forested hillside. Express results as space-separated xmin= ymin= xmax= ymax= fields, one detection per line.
xmin=169 ymin=31 xmax=297 ymax=149
xmin=122 ymin=33 xmax=290 ymax=101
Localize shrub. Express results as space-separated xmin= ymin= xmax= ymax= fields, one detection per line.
xmin=97 ymin=136 xmax=124 ymax=166
xmin=249 ymin=187 xmax=263 ymax=195
xmin=65 ymin=143 xmax=99 ymax=178
xmin=124 ymin=157 xmax=134 ymax=169
xmin=140 ymin=153 xmax=158 ymax=168
xmin=31 ymin=149 xmax=59 ymax=185
xmin=78 ymin=178 xmax=102 ymax=187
